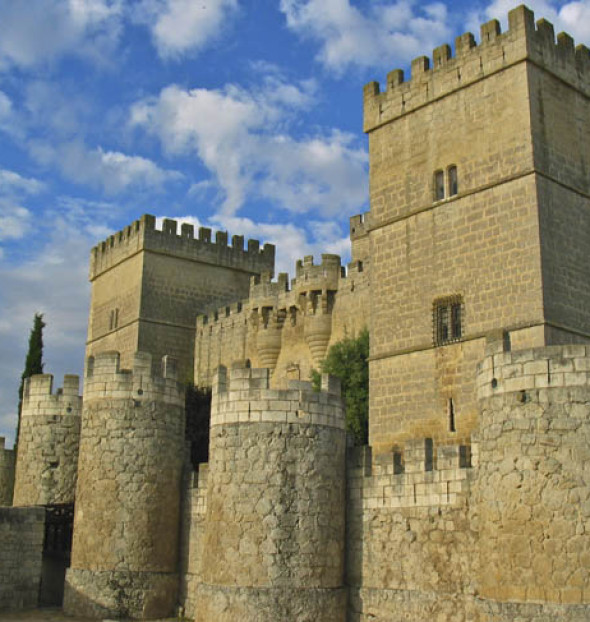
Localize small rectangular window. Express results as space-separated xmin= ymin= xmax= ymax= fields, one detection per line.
xmin=434 ymin=170 xmax=445 ymax=201
xmin=448 ymin=165 xmax=458 ymax=196
xmin=434 ymin=297 xmax=463 ymax=346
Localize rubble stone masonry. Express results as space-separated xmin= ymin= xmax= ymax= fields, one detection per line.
xmin=63 ymin=351 xmax=185 ymax=619
xmin=12 ymin=374 xmax=81 ymax=507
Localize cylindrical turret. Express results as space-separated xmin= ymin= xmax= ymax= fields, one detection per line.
xmin=0 ymin=437 xmax=15 ymax=506
xmin=63 ymin=351 xmax=185 ymax=620
xmin=476 ymin=344 xmax=590 ymax=612
xmin=197 ymin=364 xmax=347 ymax=621
xmin=12 ymin=374 xmax=81 ymax=506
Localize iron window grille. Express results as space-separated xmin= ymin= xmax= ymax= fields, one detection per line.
xmin=434 ymin=296 xmax=463 ymax=346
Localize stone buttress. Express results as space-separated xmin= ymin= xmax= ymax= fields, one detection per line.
xmin=63 ymin=351 xmax=185 ymax=619
xmin=13 ymin=374 xmax=82 ymax=506
xmin=194 ymin=365 xmax=347 ymax=621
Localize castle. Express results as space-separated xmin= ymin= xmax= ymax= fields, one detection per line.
xmin=1 ymin=5 xmax=590 ymax=620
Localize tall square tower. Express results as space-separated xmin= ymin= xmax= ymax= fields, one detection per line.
xmin=364 ymin=5 xmax=590 ymax=452
xmin=87 ymin=214 xmax=275 ymax=382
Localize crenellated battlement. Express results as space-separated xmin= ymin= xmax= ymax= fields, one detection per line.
xmin=292 ymin=254 xmax=344 ymax=294
xmin=211 ymin=364 xmax=344 ymax=429
xmin=250 ymin=271 xmax=290 ymax=303
xmin=347 ymin=437 xmax=476 ymax=510
xmin=476 ymin=343 xmax=590 ymax=400
xmin=364 ymin=5 xmax=590 ymax=132
xmin=22 ymin=374 xmax=81 ymax=416
xmin=83 ymin=350 xmax=184 ymax=406
xmin=89 ymin=214 xmax=275 ymax=280
xmin=350 ymin=212 xmax=370 ymax=240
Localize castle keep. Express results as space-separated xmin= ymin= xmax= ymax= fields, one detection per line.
xmin=1 ymin=5 xmax=590 ymax=621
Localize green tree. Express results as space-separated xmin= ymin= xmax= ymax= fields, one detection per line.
xmin=16 ymin=313 xmax=45 ymax=451
xmin=312 ymin=328 xmax=369 ymax=445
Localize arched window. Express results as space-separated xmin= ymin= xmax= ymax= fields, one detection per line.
xmin=448 ymin=165 xmax=458 ymax=196
xmin=434 ymin=170 xmax=445 ymax=201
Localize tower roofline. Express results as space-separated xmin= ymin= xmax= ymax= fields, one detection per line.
xmin=89 ymin=214 xmax=275 ymax=281
xmin=364 ymin=4 xmax=590 ymax=133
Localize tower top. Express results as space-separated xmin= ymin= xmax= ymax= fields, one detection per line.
xmin=364 ymin=5 xmax=590 ymax=133
xmin=89 ymin=214 xmax=275 ymax=280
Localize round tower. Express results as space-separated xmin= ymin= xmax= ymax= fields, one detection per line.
xmin=12 ymin=374 xmax=81 ymax=506
xmin=63 ymin=351 xmax=185 ymax=620
xmin=196 ymin=364 xmax=347 ymax=622
xmin=476 ymin=344 xmax=590 ymax=615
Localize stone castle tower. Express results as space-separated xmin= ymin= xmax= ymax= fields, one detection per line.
xmin=364 ymin=4 xmax=590 ymax=453
xmin=87 ymin=214 xmax=275 ymax=382
xmin=2 ymin=5 xmax=590 ymax=622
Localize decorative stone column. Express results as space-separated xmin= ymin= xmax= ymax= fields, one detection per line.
xmin=64 ymin=351 xmax=185 ymax=619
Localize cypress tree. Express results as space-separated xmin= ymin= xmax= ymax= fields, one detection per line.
xmin=16 ymin=313 xmax=45 ymax=451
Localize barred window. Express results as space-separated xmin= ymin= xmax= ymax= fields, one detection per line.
xmin=434 ymin=297 xmax=463 ymax=345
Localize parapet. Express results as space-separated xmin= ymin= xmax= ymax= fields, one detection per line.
xmin=350 ymin=212 xmax=371 ymax=240
xmin=250 ymin=271 xmax=290 ymax=305
xmin=21 ymin=374 xmax=82 ymax=417
xmin=364 ymin=5 xmax=590 ymax=132
xmin=89 ymin=214 xmax=276 ymax=280
xmin=83 ymin=350 xmax=184 ymax=406
xmin=347 ymin=437 xmax=475 ymax=510
xmin=211 ymin=364 xmax=345 ymax=429
xmin=476 ymin=344 xmax=590 ymax=400
xmin=292 ymin=254 xmax=344 ymax=293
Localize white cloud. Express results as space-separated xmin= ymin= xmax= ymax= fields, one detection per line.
xmin=134 ymin=0 xmax=239 ymax=59
xmin=0 ymin=205 xmax=32 ymax=241
xmin=469 ymin=1 xmax=590 ymax=43
xmin=0 ymin=169 xmax=45 ymax=195
xmin=131 ymin=79 xmax=367 ymax=216
xmin=0 ymin=91 xmax=12 ymax=120
xmin=0 ymin=169 xmax=45 ymax=242
xmin=0 ymin=0 xmax=123 ymax=71
xmin=155 ymin=213 xmax=351 ymax=276
xmin=279 ymin=0 xmax=452 ymax=73
xmin=29 ymin=141 xmax=182 ymax=194
xmin=0 ymin=89 xmax=22 ymax=139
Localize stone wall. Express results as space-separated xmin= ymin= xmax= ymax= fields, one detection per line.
xmin=179 ymin=464 xmax=208 ymax=620
xmin=0 ymin=437 xmax=15 ymax=506
xmin=87 ymin=215 xmax=275 ymax=381
xmin=0 ymin=506 xmax=45 ymax=610
xmin=365 ymin=5 xmax=590 ymax=453
xmin=13 ymin=374 xmax=81 ymax=507
xmin=476 ymin=344 xmax=590 ymax=616
xmin=185 ymin=365 xmax=347 ymax=622
xmin=346 ymin=440 xmax=479 ymax=621
xmin=64 ymin=351 xmax=185 ymax=620
xmin=194 ymin=248 xmax=370 ymax=390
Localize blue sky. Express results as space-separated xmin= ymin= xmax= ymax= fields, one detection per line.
xmin=1 ymin=0 xmax=589 ymax=445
